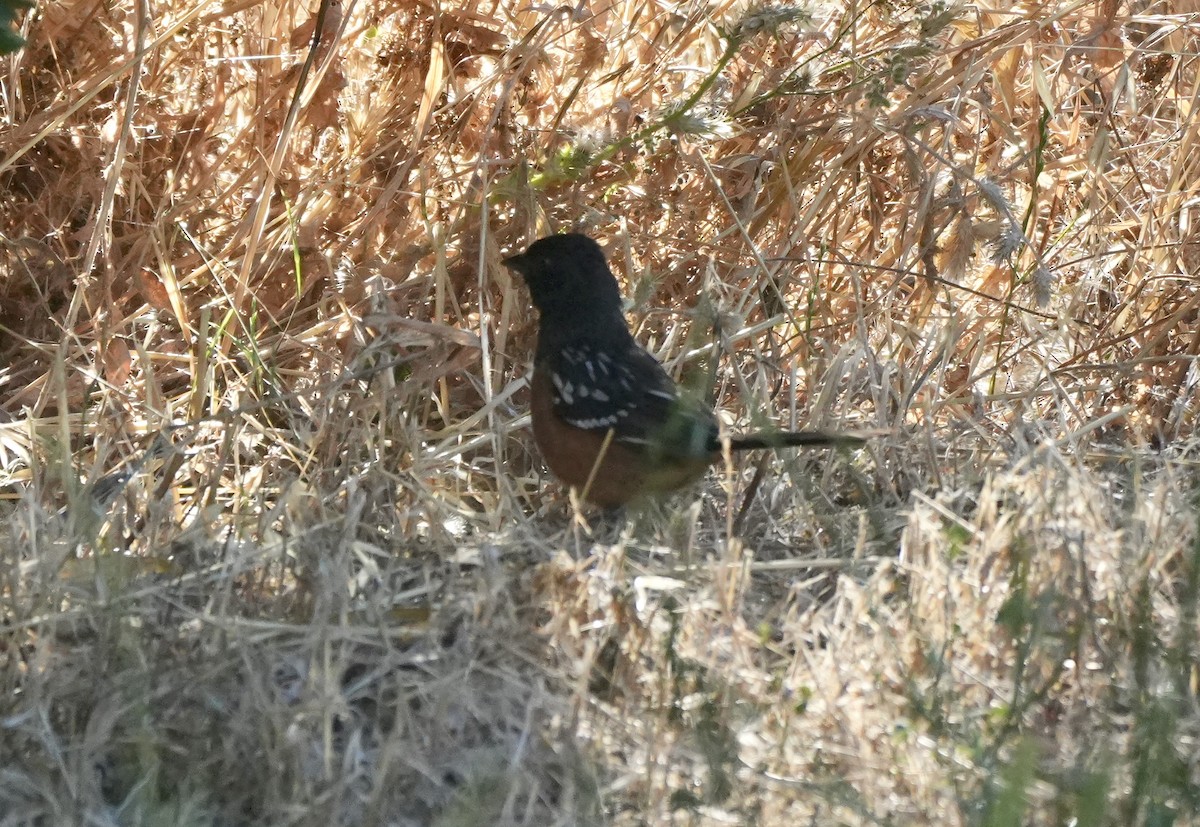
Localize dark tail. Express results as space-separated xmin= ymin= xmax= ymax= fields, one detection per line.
xmin=727 ymin=429 xmax=875 ymax=451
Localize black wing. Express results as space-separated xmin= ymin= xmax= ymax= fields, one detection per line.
xmin=543 ymin=340 xmax=717 ymax=460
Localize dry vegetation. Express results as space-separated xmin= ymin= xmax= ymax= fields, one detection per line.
xmin=2 ymin=0 xmax=1200 ymax=823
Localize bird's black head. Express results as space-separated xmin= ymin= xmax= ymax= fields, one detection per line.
xmin=502 ymin=233 xmax=624 ymax=318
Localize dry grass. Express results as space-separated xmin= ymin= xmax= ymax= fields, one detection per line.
xmin=2 ymin=0 xmax=1200 ymax=823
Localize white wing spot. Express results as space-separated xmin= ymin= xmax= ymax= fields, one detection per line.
xmin=570 ymin=416 xmax=619 ymax=429
xmin=552 ymin=373 xmax=574 ymax=404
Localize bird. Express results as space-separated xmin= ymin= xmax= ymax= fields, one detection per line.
xmin=503 ymin=232 xmax=867 ymax=508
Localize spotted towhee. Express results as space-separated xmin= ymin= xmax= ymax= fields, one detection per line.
xmin=503 ymin=233 xmax=867 ymax=508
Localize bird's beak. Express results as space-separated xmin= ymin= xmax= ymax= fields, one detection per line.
xmin=502 ymin=253 xmax=529 ymax=279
